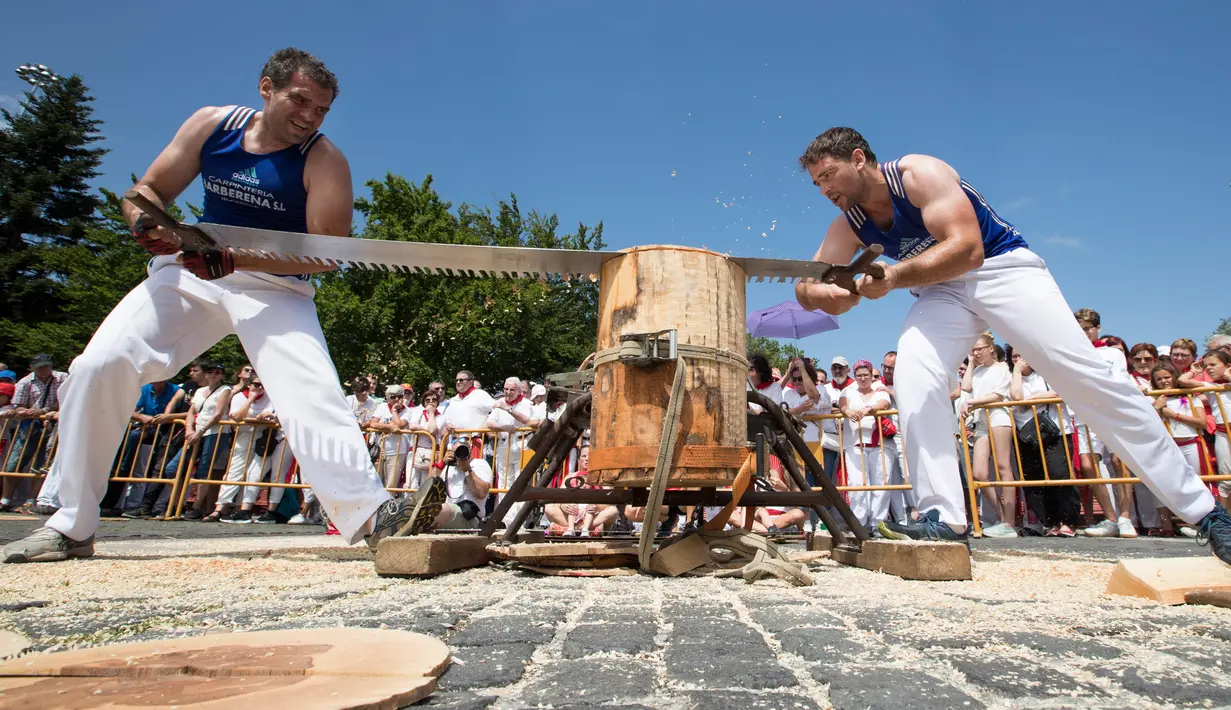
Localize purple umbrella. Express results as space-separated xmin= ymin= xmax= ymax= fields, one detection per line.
xmin=746 ymin=300 xmax=839 ymax=339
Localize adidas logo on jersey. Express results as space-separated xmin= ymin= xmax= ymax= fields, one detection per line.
xmin=231 ymin=167 xmax=260 ymax=186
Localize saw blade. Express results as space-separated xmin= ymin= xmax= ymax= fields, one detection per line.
xmin=196 ymin=222 xmax=842 ymax=283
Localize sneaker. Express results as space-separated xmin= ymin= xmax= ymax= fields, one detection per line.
xmin=221 ymin=509 xmax=252 ymax=524
xmin=287 ymin=513 xmax=307 ymax=525
xmin=181 ymin=509 xmax=204 ymax=521
xmin=122 ymin=506 xmax=152 ymax=520
xmin=1057 ymin=524 xmax=1076 ymax=538
xmin=365 ymin=477 xmax=447 ymax=549
xmin=3 ymin=526 xmax=94 ymax=563
xmin=99 ymin=508 xmax=123 ymax=518
xmin=1198 ymin=504 xmax=1231 ymax=564
xmin=31 ymin=505 xmax=59 ymax=516
xmin=1117 ymin=518 xmax=1138 ymax=538
xmin=878 ymin=510 xmax=970 ymax=543
xmin=983 ymin=522 xmax=1019 ymax=538
xmin=1179 ymin=525 xmax=1198 ymax=539
xmin=1083 ymin=519 xmax=1120 ymax=537
xmin=255 ymin=511 xmax=284 ymax=525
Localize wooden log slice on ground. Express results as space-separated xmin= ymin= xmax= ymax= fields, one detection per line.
xmin=375 ymin=534 xmax=490 ymax=577
xmin=0 ymin=628 xmax=448 ymax=710
xmin=588 ymin=245 xmax=747 ymax=488
xmin=1105 ymin=556 xmax=1231 ymax=605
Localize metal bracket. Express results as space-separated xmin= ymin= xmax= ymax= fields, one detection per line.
xmin=619 ymin=329 xmax=678 ymax=366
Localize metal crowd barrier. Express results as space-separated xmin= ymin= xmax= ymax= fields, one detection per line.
xmin=801 ymin=410 xmax=915 ymax=494
xmin=442 ymin=427 xmax=536 ymax=494
xmin=961 ymin=384 xmax=1231 ymax=536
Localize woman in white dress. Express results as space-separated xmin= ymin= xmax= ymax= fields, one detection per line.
xmin=960 ymin=332 xmax=1018 ymax=537
xmin=838 ymin=360 xmax=892 ymax=531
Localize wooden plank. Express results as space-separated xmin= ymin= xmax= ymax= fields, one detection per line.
xmin=0 ymin=628 xmax=448 ymax=710
xmin=1105 ymin=556 xmax=1231 ymax=605
xmin=830 ymin=540 xmax=971 ymax=581
xmin=488 ymin=530 xmax=545 ymax=544
xmin=375 ymin=535 xmax=490 ymax=577
xmin=806 ymin=531 xmax=834 ymax=552
xmin=649 ymin=533 xmax=715 ymax=576
xmin=487 ymin=541 xmax=638 ymax=560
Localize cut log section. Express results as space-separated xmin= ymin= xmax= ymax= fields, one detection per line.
xmin=589 ymin=245 xmax=748 ymax=488
xmin=830 ymin=540 xmax=972 ymax=581
xmin=0 ymin=628 xmax=449 ymax=710
xmin=1105 ymin=556 xmax=1231 ymax=605
xmin=375 ymin=534 xmax=490 ymax=576
xmin=488 ymin=541 xmax=639 ymax=569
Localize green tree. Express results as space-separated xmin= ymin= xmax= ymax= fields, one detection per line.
xmin=1213 ymin=318 xmax=1231 ymax=340
xmin=314 ymin=174 xmax=604 ymax=392
xmin=746 ymin=335 xmax=806 ymax=373
xmin=0 ymin=75 xmax=107 ymax=366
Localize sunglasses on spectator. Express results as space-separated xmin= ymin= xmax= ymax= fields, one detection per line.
xmin=456 ymin=378 xmax=471 ymax=383
xmin=388 ymin=394 xmax=404 ymax=399
xmin=1131 ymin=356 xmax=1155 ymax=363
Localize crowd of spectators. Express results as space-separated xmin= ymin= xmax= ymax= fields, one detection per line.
xmin=1 ymin=311 xmax=1229 ymax=541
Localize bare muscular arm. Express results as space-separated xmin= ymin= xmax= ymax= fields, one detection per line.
xmin=795 ymin=216 xmax=864 ymax=314
xmin=122 ymin=106 xmax=231 ymax=233
xmin=855 ymin=155 xmax=986 ymax=298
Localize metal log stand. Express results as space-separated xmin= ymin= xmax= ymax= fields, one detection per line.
xmin=481 ymin=387 xmax=869 ymax=553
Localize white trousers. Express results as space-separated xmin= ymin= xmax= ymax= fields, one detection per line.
xmin=46 ymin=259 xmax=390 ymax=543
xmin=844 ymin=445 xmax=889 ymax=527
xmin=218 ymin=432 xmax=293 ymax=507
xmin=895 ymin=248 xmax=1215 ymax=527
xmin=496 ymin=437 xmax=523 ymax=524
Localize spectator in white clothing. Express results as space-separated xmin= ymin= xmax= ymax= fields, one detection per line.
xmin=747 ymin=354 xmax=782 ymax=414
xmin=427 ymin=440 xmax=493 ymax=530
xmin=369 ymin=385 xmax=415 ymax=489
xmin=439 ymin=370 xmax=494 ymax=450
xmin=839 ymin=360 xmax=892 ymax=531
xmin=960 ymin=331 xmax=1018 ymax=537
xmin=1201 ymin=351 xmax=1231 ymax=509
xmin=1151 ymin=365 xmax=1202 ymax=538
xmin=209 ymin=376 xmax=282 ymax=523
xmin=490 ymin=376 xmax=535 ymax=523
xmin=345 ymin=377 xmax=379 ymax=425
xmin=406 ymin=389 xmax=442 ymax=492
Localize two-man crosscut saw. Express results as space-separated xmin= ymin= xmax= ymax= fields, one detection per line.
xmin=123 ymin=190 xmax=885 ymax=289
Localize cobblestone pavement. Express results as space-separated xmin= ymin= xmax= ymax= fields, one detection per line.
xmin=2 ymin=516 xmax=1230 ymax=709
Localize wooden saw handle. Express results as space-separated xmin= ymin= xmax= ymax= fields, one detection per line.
xmin=823 ymin=244 xmax=885 ymax=292
xmin=122 ymin=189 xmax=216 ymax=252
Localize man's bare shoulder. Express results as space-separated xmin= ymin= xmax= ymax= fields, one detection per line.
xmin=184 ymin=105 xmax=238 ymax=131
xmin=897 ymin=154 xmax=962 ymax=204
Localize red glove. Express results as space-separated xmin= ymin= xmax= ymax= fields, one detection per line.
xmin=132 ymin=215 xmax=179 ymax=256
xmin=181 ymin=249 xmax=235 ymax=280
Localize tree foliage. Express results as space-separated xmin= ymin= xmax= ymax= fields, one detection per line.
xmin=0 ymin=76 xmax=107 ymax=365
xmin=1213 ymin=318 xmax=1231 ymax=340
xmin=745 ymin=335 xmax=806 ymax=372
xmin=315 ymin=174 xmax=605 ymax=392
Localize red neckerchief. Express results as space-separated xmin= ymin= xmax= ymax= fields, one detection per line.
xmin=755 ymin=381 xmax=775 ymax=391
xmin=833 ymin=377 xmax=853 ymax=390
xmin=1093 ymin=339 xmax=1107 ymax=348
xmin=504 ymin=394 xmax=524 ymax=407
xmin=457 ymin=386 xmax=477 ymax=398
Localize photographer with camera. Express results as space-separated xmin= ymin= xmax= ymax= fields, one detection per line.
xmin=424 ymin=441 xmax=493 ymax=530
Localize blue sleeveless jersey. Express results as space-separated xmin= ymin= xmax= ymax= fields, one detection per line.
xmin=199 ymin=106 xmax=323 ymax=234
xmin=844 ymin=159 xmax=1027 ymax=261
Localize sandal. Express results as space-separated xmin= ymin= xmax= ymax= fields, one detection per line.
xmin=547 ymin=523 xmax=568 ymax=536
xmin=202 ymin=511 xmax=223 ymax=523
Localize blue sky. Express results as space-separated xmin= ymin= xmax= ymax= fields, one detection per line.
xmin=3 ymin=2 xmax=1228 ymax=366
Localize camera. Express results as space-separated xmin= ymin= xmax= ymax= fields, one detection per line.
xmin=452 ymin=443 xmax=471 ymax=460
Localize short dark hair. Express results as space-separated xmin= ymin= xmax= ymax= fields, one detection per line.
xmin=261 ymin=47 xmax=339 ymax=99
xmin=798 ymin=127 xmax=878 ymax=171
xmin=1073 ymin=308 xmax=1100 ymax=328
xmin=1129 ymin=343 xmax=1158 ymax=360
